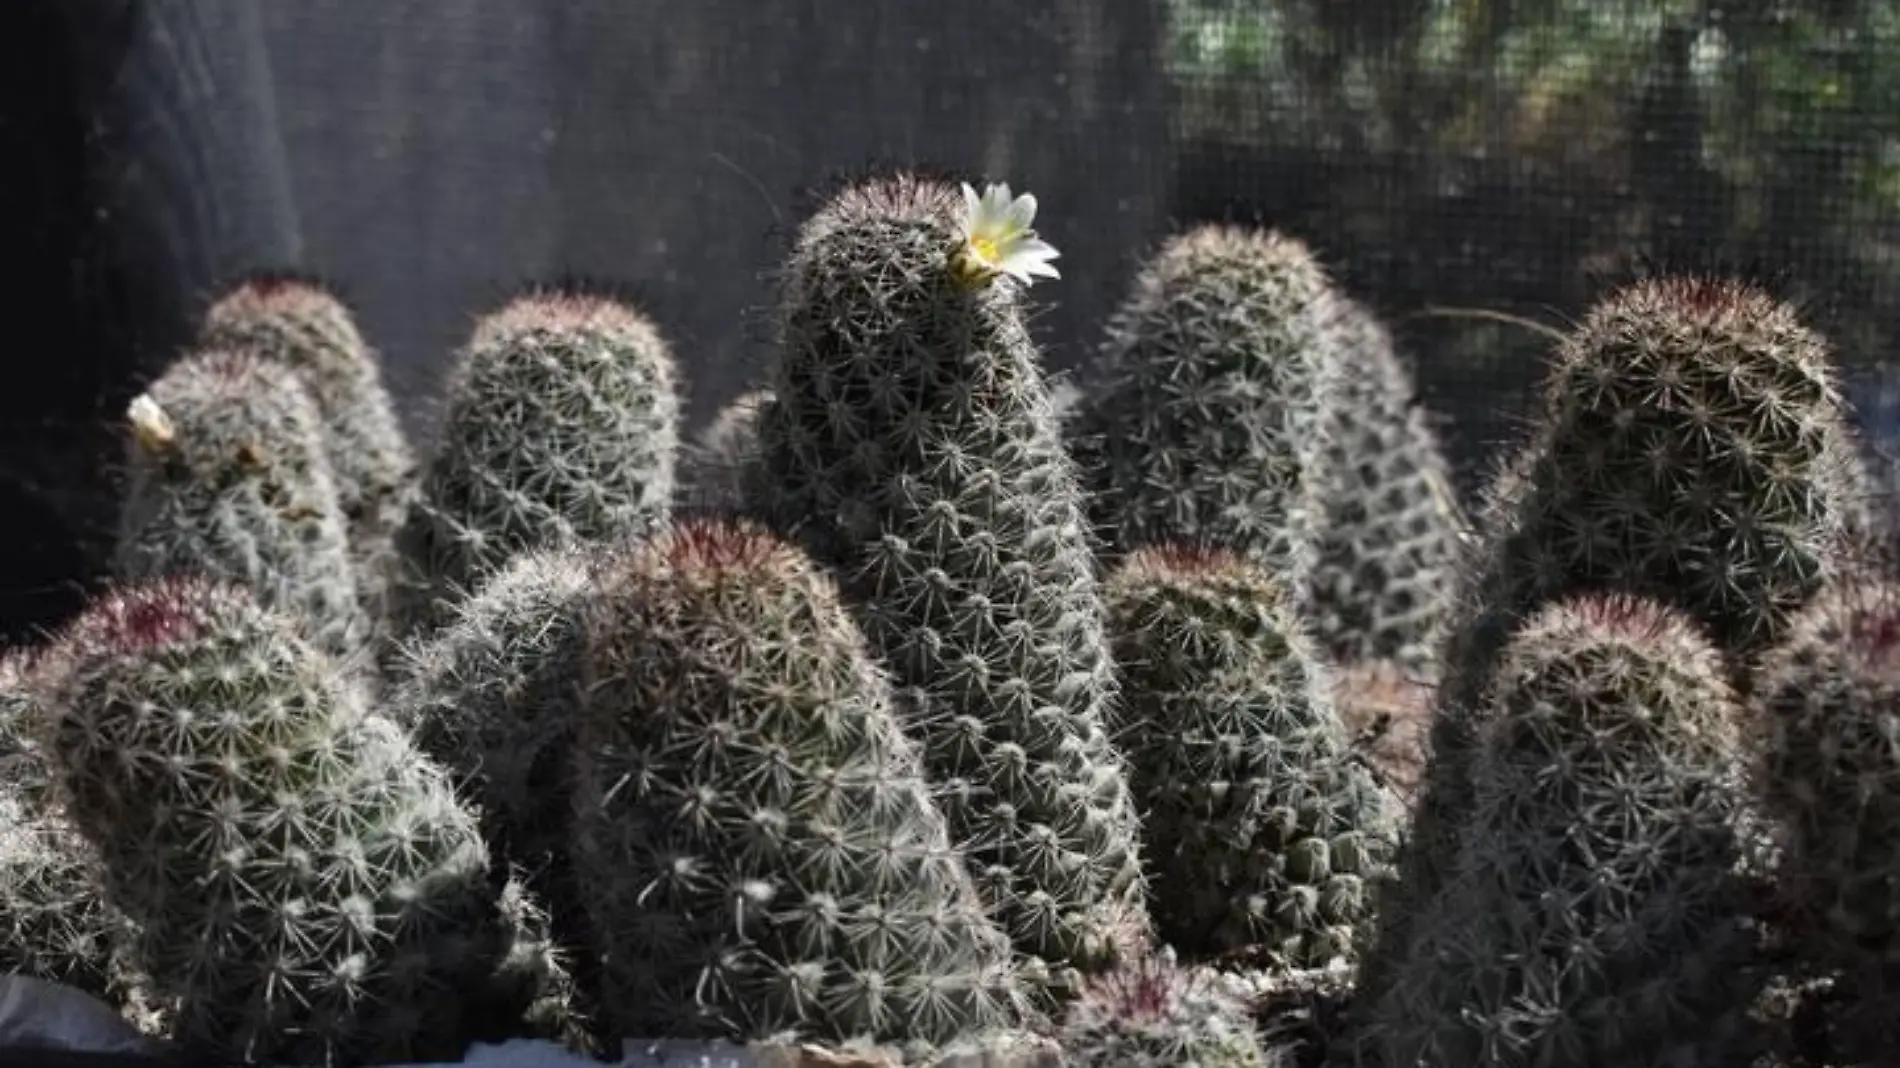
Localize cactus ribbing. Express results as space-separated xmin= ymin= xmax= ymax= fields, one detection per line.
xmin=1067 ymin=225 xmax=1344 ymax=577
xmin=47 ymin=577 xmax=552 ymax=1066
xmin=393 ymin=291 xmax=680 ymax=634
xmin=1342 ymin=595 xmax=1767 ymax=1068
xmin=1102 ymin=546 xmax=1397 ymax=967
xmin=199 ymin=276 xmax=416 ymax=621
xmin=747 ymin=174 xmax=1148 ymax=983
xmin=1299 ymin=298 xmax=1461 ymax=677
xmin=1373 ymin=277 xmax=1860 ymax=1004
xmin=571 ymin=519 xmax=1029 ymax=1048
xmin=392 ymin=540 xmax=598 ymax=1006
xmin=1057 ymin=954 xmax=1269 ymax=1068
xmin=394 ymin=542 xmax=592 ymax=877
xmin=1753 ymin=579 xmax=1900 ymax=1063
xmin=113 ymin=350 xmax=369 ymax=661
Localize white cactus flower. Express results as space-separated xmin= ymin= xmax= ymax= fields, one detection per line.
xmin=952 ymin=181 xmax=1061 ymax=288
xmin=126 ymin=393 xmax=176 ymax=452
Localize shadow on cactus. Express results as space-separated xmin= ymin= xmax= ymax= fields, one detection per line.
xmin=1340 ymin=593 xmax=1770 ymax=1068
xmin=1102 ymin=544 xmax=1398 ymax=969
xmin=1369 ymin=276 xmax=1864 ymax=1013
xmin=42 ymin=576 xmax=570 ymax=1067
xmin=570 ymin=517 xmax=1032 ymax=1051
xmin=1752 ymin=570 xmax=1900 ymax=1065
xmin=1067 ymin=224 xmax=1345 ymax=581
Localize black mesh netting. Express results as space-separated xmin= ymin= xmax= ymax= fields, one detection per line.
xmin=2 ymin=0 xmax=1898 ymax=643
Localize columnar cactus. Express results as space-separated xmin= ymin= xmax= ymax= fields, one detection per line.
xmin=746 ymin=174 xmax=1148 ymax=984
xmin=1102 ymin=546 xmax=1397 ymax=966
xmin=1299 ymin=297 xmax=1461 ymax=677
xmin=0 ymin=790 xmax=123 ymax=1001
xmin=1341 ymin=594 xmax=1768 ymax=1068
xmin=392 ymin=541 xmax=593 ymax=863
xmin=571 ymin=518 xmax=1029 ymax=1048
xmin=198 ymin=275 xmax=417 ymax=620
xmin=1753 ymin=579 xmax=1900 ymax=1063
xmin=1057 ymin=953 xmax=1269 ymax=1068
xmin=681 ymin=387 xmax=774 ymax=509
xmin=391 ymin=543 xmax=596 ymax=967
xmin=1067 ymin=225 xmax=1345 ymax=578
xmin=113 ymin=349 xmax=369 ymax=660
xmin=392 ymin=290 xmax=681 ymax=634
xmin=1373 ymin=277 xmax=1860 ymax=995
xmin=0 ymin=651 xmax=144 ymax=1011
xmin=46 ymin=577 xmax=553 ymax=1066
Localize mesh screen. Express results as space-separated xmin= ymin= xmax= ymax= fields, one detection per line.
xmin=3 ymin=0 xmax=1899 ymax=638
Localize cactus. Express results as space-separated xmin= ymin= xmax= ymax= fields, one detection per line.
xmin=113 ymin=349 xmax=369 ymax=661
xmin=1371 ymin=277 xmax=1860 ymax=1003
xmin=198 ymin=274 xmax=417 ymax=622
xmin=1341 ymin=594 xmax=1768 ymax=1068
xmin=746 ymin=173 xmax=1148 ymax=984
xmin=1299 ymin=297 xmax=1461 ymax=677
xmin=0 ymin=790 xmax=124 ymax=1001
xmin=1066 ymin=225 xmax=1345 ymax=579
xmin=1057 ymin=952 xmax=1269 ymax=1068
xmin=1101 ymin=546 xmax=1397 ymax=967
xmin=571 ymin=518 xmax=1030 ymax=1048
xmin=1753 ymin=578 xmax=1900 ymax=1063
xmin=45 ymin=576 xmax=555 ymax=1066
xmin=681 ymin=387 xmax=774 ymax=509
xmin=393 ymin=290 xmax=681 ymax=634
xmin=391 ymin=542 xmax=596 ymax=987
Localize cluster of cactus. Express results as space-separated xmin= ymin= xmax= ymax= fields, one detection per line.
xmin=7 ymin=161 xmax=1899 ymax=1068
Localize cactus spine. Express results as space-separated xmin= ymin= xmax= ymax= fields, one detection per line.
xmin=682 ymin=387 xmax=774 ymax=510
xmin=113 ymin=350 xmax=369 ymax=661
xmin=1753 ymin=578 xmax=1900 ymax=1063
xmin=747 ymin=174 xmax=1148 ymax=985
xmin=571 ymin=519 xmax=1029 ymax=1048
xmin=1372 ymin=277 xmax=1860 ymax=1003
xmin=1299 ymin=297 xmax=1461 ymax=677
xmin=198 ymin=275 xmax=416 ymax=623
xmin=1102 ymin=546 xmax=1397 ymax=967
xmin=1068 ymin=225 xmax=1344 ymax=578
xmin=393 ymin=290 xmax=681 ymax=634
xmin=1057 ymin=953 xmax=1269 ymax=1068
xmin=46 ymin=576 xmax=550 ymax=1066
xmin=1341 ymin=595 xmax=1767 ymax=1068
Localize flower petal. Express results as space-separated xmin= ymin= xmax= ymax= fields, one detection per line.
xmin=960 ymin=183 xmax=983 ymax=234
xmin=1005 ymin=193 xmax=1038 ymax=231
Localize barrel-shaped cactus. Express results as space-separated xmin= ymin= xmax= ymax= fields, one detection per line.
xmin=1374 ymin=277 xmax=1860 ymax=999
xmin=1102 ymin=546 xmax=1397 ymax=967
xmin=1753 ymin=578 xmax=1900 ymax=1063
xmin=198 ymin=274 xmax=416 ymax=622
xmin=1068 ymin=225 xmax=1345 ymax=580
xmin=113 ymin=350 xmax=368 ymax=661
xmin=572 ymin=518 xmax=1030 ymax=1048
xmin=47 ymin=577 xmax=555 ymax=1066
xmin=392 ymin=290 xmax=680 ymax=634
xmin=1299 ymin=297 xmax=1461 ymax=677
xmin=1342 ymin=594 xmax=1768 ymax=1068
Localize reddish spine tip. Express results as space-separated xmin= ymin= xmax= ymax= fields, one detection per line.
xmin=475 ymin=291 xmax=647 ymax=343
xmin=64 ymin=576 xmax=234 ymax=655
